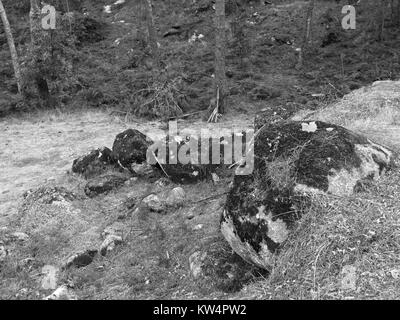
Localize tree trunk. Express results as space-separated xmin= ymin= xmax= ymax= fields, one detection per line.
xmin=214 ymin=0 xmax=228 ymax=114
xmin=29 ymin=0 xmax=51 ymax=107
xmin=398 ymin=0 xmax=400 ymax=26
xmin=144 ymin=0 xmax=160 ymax=70
xmin=0 ymin=0 xmax=22 ymax=94
xmin=296 ymin=0 xmax=315 ymax=70
xmin=378 ymin=0 xmax=385 ymax=41
xmin=135 ymin=0 xmax=146 ymax=42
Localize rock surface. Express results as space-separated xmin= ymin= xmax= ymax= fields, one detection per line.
xmin=41 ymin=265 xmax=59 ymax=290
xmin=43 ymin=285 xmax=77 ymax=300
xmin=221 ymin=120 xmax=394 ymax=269
xmin=100 ymin=235 xmax=123 ymax=256
xmin=0 ymin=245 xmax=8 ymax=261
xmin=148 ymin=135 xmax=222 ymax=184
xmin=142 ymin=194 xmax=165 ymax=213
xmin=84 ymin=173 xmax=129 ymax=197
xmin=189 ymin=251 xmax=207 ymax=279
xmin=63 ymin=249 xmax=98 ymax=269
xmin=112 ymin=129 xmax=152 ymax=169
xmin=166 ymin=187 xmax=186 ymax=206
xmin=72 ymin=147 xmax=115 ymax=178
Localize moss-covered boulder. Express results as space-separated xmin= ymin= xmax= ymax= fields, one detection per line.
xmin=72 ymin=147 xmax=115 ymax=178
xmin=221 ymin=121 xmax=394 ymax=270
xmin=112 ymin=129 xmax=153 ymax=170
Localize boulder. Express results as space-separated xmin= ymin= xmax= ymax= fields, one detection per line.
xmin=84 ymin=173 xmax=129 ymax=197
xmin=148 ymin=135 xmax=224 ymax=184
xmin=72 ymin=147 xmax=115 ymax=178
xmin=221 ymin=121 xmax=394 ymax=270
xmin=112 ymin=129 xmax=152 ymax=169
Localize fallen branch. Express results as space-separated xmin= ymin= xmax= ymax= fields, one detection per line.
xmin=168 ymin=110 xmax=204 ymax=120
xmin=192 ymin=191 xmax=228 ymax=204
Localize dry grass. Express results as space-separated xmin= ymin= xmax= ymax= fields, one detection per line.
xmin=133 ymin=76 xmax=184 ymax=119
xmin=291 ymin=80 xmax=400 ymax=152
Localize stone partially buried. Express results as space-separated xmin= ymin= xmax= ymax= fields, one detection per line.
xmin=221 ymin=120 xmax=394 ymax=270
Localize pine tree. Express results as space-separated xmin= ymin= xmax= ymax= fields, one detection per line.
xmin=214 ymin=0 xmax=228 ymax=115
xmin=144 ymin=0 xmax=160 ymax=70
xmin=29 ymin=0 xmax=51 ymax=107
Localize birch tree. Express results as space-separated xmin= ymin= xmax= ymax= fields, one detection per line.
xmin=0 ymin=0 xmax=22 ymax=94
xmin=296 ymin=0 xmax=315 ymax=69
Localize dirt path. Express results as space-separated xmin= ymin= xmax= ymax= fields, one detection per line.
xmin=0 ymin=110 xmax=253 ymax=225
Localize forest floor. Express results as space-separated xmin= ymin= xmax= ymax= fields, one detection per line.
xmin=2 ymin=0 xmax=400 ymax=299
xmin=1 ymin=81 xmax=400 ymax=300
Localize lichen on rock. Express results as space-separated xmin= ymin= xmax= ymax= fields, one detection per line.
xmin=221 ymin=120 xmax=394 ymax=269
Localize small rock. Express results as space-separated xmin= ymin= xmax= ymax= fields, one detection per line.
xmin=142 ymin=194 xmax=165 ymax=212
xmin=100 ymin=235 xmax=123 ymax=256
xmin=9 ymin=232 xmax=30 ymax=243
xmin=341 ymin=265 xmax=357 ymax=291
xmin=63 ymin=250 xmax=97 ymax=269
xmin=390 ymin=269 xmax=400 ymax=279
xmin=44 ymin=285 xmax=77 ymax=300
xmin=166 ymin=187 xmax=186 ymax=206
xmin=189 ymin=251 xmax=207 ymax=279
xmin=192 ymin=224 xmax=203 ymax=231
xmin=185 ymin=208 xmax=196 ymax=220
xmin=21 ymin=257 xmax=36 ymax=268
xmin=41 ymin=265 xmax=59 ymax=290
xmin=0 ymin=246 xmax=8 ymax=261
xmin=124 ymin=177 xmax=138 ymax=186
xmin=211 ymin=173 xmax=220 ymax=184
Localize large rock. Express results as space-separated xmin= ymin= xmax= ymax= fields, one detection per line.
xmin=112 ymin=129 xmax=152 ymax=169
xmin=72 ymin=147 xmax=115 ymax=178
xmin=148 ymin=135 xmax=230 ymax=184
xmin=221 ymin=120 xmax=394 ymax=270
